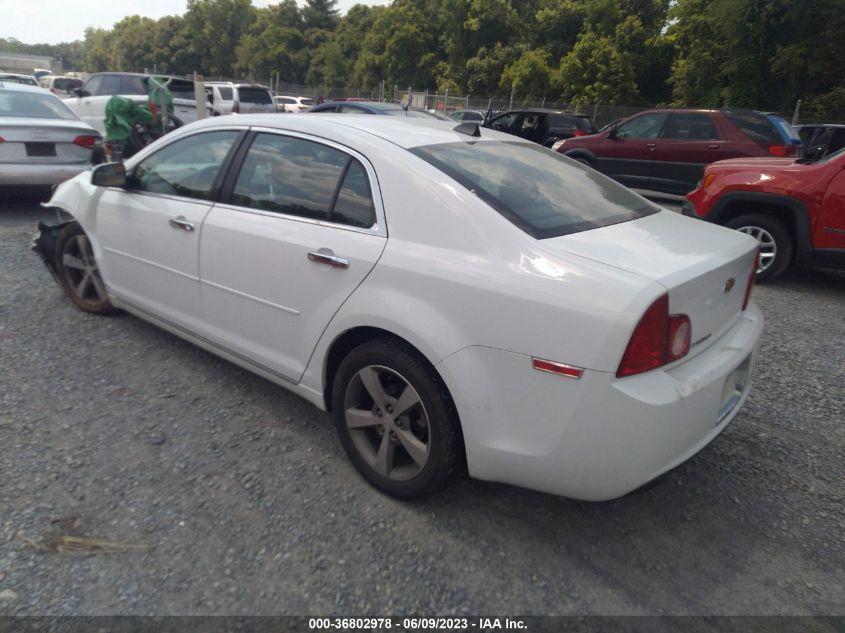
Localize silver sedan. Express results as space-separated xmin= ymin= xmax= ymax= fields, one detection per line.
xmin=0 ymin=81 xmax=102 ymax=188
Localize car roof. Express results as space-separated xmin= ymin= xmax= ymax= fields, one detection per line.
xmin=180 ymin=112 xmax=524 ymax=150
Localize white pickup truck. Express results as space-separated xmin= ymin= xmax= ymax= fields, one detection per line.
xmin=63 ymin=72 xmax=208 ymax=136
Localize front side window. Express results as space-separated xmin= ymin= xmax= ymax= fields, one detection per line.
xmin=412 ymin=141 xmax=657 ymax=239
xmin=490 ymin=112 xmax=519 ymax=131
xmin=130 ymin=131 xmax=240 ymax=200
xmin=616 ymin=113 xmax=669 ymax=139
xmin=81 ymin=75 xmax=103 ymax=96
xmin=231 ymin=133 xmax=376 ymax=228
xmin=664 ymin=113 xmax=718 ymax=140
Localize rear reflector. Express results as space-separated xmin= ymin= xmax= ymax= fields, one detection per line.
xmin=767 ymin=144 xmax=795 ymax=157
xmin=73 ymin=135 xmax=98 ymax=149
xmin=532 ymin=358 xmax=583 ymax=379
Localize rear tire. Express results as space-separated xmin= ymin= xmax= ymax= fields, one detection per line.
xmin=332 ymin=338 xmax=461 ymax=499
xmin=55 ymin=223 xmax=120 ymax=315
xmin=725 ymin=213 xmax=793 ymax=282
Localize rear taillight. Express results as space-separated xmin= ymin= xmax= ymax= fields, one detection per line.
xmin=73 ymin=135 xmax=98 ymax=149
xmin=616 ymin=294 xmax=691 ymax=378
xmin=742 ymin=250 xmax=759 ymax=310
xmin=0 ymin=136 xmax=4 ymax=144
xmin=573 ymin=130 xmax=588 ymax=137
xmin=767 ymin=144 xmax=796 ymax=157
xmin=232 ymin=101 xmax=240 ymax=113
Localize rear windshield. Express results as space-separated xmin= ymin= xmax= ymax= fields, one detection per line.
xmin=301 ymin=98 xmax=315 ymax=106
xmin=238 ymin=88 xmax=272 ymax=104
xmin=411 ymin=141 xmax=658 ymax=239
xmin=164 ymin=79 xmax=198 ymax=100
xmin=53 ymin=78 xmax=82 ymax=91
xmin=0 ymin=89 xmax=78 ymax=120
xmin=723 ymin=110 xmax=781 ymax=145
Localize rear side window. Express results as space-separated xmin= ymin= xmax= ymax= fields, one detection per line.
xmin=231 ymin=133 xmax=375 ymax=228
xmin=238 ymin=88 xmax=272 ymax=104
xmin=664 ymin=113 xmax=718 ymax=140
xmin=723 ymin=110 xmax=781 ymax=145
xmin=412 ymin=141 xmax=658 ymax=239
xmin=217 ymin=87 xmax=233 ymax=100
xmin=120 ymin=76 xmax=147 ymax=95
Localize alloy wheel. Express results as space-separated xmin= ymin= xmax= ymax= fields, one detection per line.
xmin=343 ymin=365 xmax=431 ymax=481
xmin=736 ymin=225 xmax=776 ymax=274
xmin=61 ymin=234 xmax=108 ymax=305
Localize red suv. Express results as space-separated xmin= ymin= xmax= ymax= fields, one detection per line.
xmin=556 ymin=109 xmax=800 ymax=195
xmin=683 ymin=148 xmax=845 ymax=281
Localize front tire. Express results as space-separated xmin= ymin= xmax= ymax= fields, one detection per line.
xmin=725 ymin=213 xmax=793 ymax=282
xmin=332 ymin=338 xmax=461 ymax=499
xmin=55 ymin=223 xmax=120 ymax=315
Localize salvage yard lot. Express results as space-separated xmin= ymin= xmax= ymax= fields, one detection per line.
xmin=0 ymin=196 xmax=843 ymax=615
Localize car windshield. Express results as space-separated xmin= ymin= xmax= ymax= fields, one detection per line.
xmin=412 ymin=141 xmax=658 ymax=239
xmin=815 ymin=145 xmax=845 ymax=164
xmin=0 ymin=89 xmax=78 ymax=120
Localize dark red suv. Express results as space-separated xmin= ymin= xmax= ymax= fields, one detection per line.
xmin=556 ymin=109 xmax=800 ymax=195
xmin=684 ymin=147 xmax=845 ymax=281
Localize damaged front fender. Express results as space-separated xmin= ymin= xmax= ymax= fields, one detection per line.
xmin=31 ymin=219 xmax=73 ymax=285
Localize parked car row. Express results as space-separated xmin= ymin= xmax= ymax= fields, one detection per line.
xmin=555 ymin=108 xmax=802 ymax=195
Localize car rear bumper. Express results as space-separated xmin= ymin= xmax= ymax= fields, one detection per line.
xmin=437 ymin=303 xmax=764 ymax=501
xmin=0 ymin=163 xmax=91 ymax=186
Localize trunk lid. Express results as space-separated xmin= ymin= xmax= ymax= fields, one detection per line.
xmin=544 ymin=211 xmax=758 ymax=360
xmin=0 ymin=118 xmax=98 ymax=164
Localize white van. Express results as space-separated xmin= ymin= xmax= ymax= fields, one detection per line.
xmin=206 ymin=82 xmax=275 ymax=115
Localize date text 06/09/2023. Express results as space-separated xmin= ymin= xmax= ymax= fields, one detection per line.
xmin=307 ymin=617 xmax=528 ymax=631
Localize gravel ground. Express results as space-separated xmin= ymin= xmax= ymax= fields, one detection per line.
xmin=0 ymin=192 xmax=843 ymax=616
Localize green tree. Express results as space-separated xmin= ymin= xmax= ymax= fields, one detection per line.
xmin=184 ymin=0 xmax=256 ymax=77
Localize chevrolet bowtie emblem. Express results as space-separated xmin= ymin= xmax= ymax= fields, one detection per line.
xmin=723 ymin=277 xmax=736 ymax=293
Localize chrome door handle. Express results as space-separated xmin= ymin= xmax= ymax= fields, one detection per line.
xmin=169 ymin=216 xmax=195 ymax=232
xmin=307 ymin=250 xmax=349 ymax=269
xmin=707 ymin=144 xmax=720 ymax=149
xmin=646 ymin=143 xmax=656 ymax=149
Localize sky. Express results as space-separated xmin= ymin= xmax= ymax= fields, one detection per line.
xmin=0 ymin=0 xmax=390 ymax=45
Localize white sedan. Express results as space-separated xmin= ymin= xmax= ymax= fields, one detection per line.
xmin=33 ymin=114 xmax=764 ymax=500
xmin=0 ymin=81 xmax=102 ymax=188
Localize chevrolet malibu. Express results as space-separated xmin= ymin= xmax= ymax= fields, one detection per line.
xmin=33 ymin=114 xmax=764 ymax=500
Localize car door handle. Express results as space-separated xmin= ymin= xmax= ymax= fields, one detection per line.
xmin=169 ymin=216 xmax=195 ymax=232
xmin=646 ymin=143 xmax=656 ymax=149
xmin=707 ymin=144 xmax=720 ymax=149
xmin=307 ymin=250 xmax=349 ymax=269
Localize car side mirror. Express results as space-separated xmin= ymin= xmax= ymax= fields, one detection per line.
xmin=73 ymin=88 xmax=88 ymax=98
xmin=91 ymin=162 xmax=126 ymax=187
xmin=608 ymin=125 xmax=618 ymax=140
